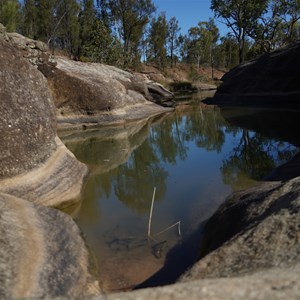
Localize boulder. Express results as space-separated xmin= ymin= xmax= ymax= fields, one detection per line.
xmin=38 ymin=57 xmax=174 ymax=129
xmin=0 ymin=38 xmax=57 ymax=179
xmin=147 ymin=81 xmax=175 ymax=107
xmin=101 ymin=265 xmax=300 ymax=300
xmin=0 ymin=37 xmax=88 ymax=207
xmin=0 ymin=193 xmax=99 ymax=299
xmin=206 ymin=40 xmax=300 ymax=107
xmin=0 ymin=23 xmax=8 ymax=41
xmin=180 ymin=175 xmax=300 ymax=281
xmin=6 ymin=31 xmax=56 ymax=67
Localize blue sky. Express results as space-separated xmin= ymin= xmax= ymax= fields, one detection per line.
xmin=152 ymin=0 xmax=229 ymax=36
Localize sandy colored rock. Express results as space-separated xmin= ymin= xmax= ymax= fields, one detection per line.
xmin=0 ymin=193 xmax=100 ymax=299
xmin=0 ymin=138 xmax=88 ymax=208
xmin=0 ymin=38 xmax=57 ymax=179
xmin=180 ymin=176 xmax=300 ymax=281
xmin=38 ymin=57 xmax=173 ymax=129
xmin=0 ymin=34 xmax=88 ymax=207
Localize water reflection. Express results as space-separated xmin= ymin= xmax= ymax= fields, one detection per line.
xmin=220 ymin=107 xmax=300 ymax=189
xmin=59 ymin=104 xmax=299 ymax=292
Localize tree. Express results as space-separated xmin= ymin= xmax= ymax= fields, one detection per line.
xmin=187 ymin=18 xmax=219 ymax=74
xmin=211 ymin=0 xmax=268 ymax=63
xmin=35 ymin=0 xmax=56 ymax=42
xmin=218 ymin=34 xmax=239 ymax=69
xmin=21 ymin=0 xmax=37 ymax=38
xmin=148 ymin=12 xmax=168 ymax=68
xmin=277 ymin=0 xmax=300 ymax=43
xmin=0 ymin=0 xmax=20 ymax=32
xmin=55 ymin=0 xmax=80 ymax=55
xmin=105 ymin=0 xmax=156 ymax=67
xmin=167 ymin=16 xmax=180 ymax=67
xmin=80 ymin=18 xmax=123 ymax=65
xmin=248 ymin=0 xmax=283 ymax=53
xmin=79 ymin=0 xmax=97 ymax=56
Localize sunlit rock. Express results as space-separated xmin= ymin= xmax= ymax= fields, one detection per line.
xmin=0 ymin=193 xmax=99 ymax=299
xmin=38 ymin=57 xmax=174 ymax=129
xmin=0 ymin=35 xmax=88 ymax=207
xmin=180 ymin=175 xmax=300 ymax=281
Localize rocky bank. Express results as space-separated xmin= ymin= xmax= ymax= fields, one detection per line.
xmin=1 ymin=23 xmax=300 ymax=299
xmin=39 ymin=58 xmax=174 ymax=129
xmin=0 ymin=25 xmax=97 ymax=298
xmin=205 ymin=40 xmax=300 ymax=107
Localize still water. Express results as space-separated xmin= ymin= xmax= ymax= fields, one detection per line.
xmin=59 ymin=102 xmax=299 ymax=292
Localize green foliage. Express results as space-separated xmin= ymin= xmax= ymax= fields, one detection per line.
xmin=148 ymin=12 xmax=168 ymax=69
xmin=167 ymin=16 xmax=180 ymax=67
xmin=211 ymin=0 xmax=268 ymax=63
xmin=186 ymin=18 xmax=219 ymax=74
xmin=81 ymin=18 xmax=123 ymax=66
xmin=21 ymin=0 xmax=36 ymax=38
xmin=0 ymin=0 xmax=20 ymax=32
xmin=105 ymin=0 xmax=156 ymax=67
xmin=1 ymin=0 xmax=299 ymax=72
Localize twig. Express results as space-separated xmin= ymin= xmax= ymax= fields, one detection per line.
xmin=154 ymin=221 xmax=182 ymax=237
xmin=147 ymin=187 xmax=156 ymax=238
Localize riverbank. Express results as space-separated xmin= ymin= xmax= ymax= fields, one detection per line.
xmin=1 ymin=22 xmax=300 ymax=299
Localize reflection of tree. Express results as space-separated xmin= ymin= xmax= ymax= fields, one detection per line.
xmin=221 ymin=129 xmax=298 ymax=190
xmin=150 ymin=107 xmax=228 ymax=160
xmin=87 ymin=107 xmax=230 ymax=214
xmin=150 ymin=114 xmax=188 ymax=164
xmin=114 ymin=140 xmax=168 ymax=214
xmin=186 ymin=109 xmax=226 ymax=153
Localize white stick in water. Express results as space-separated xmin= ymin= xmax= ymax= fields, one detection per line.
xmin=148 ymin=187 xmax=156 ymax=238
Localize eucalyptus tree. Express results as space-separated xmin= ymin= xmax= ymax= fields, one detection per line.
xmin=79 ymin=0 xmax=97 ymax=55
xmin=55 ymin=0 xmax=80 ymax=55
xmin=247 ymin=0 xmax=284 ymax=53
xmin=211 ymin=0 xmax=268 ymax=63
xmin=218 ymin=34 xmax=239 ymax=69
xmin=21 ymin=0 xmax=37 ymax=38
xmin=0 ymin=0 xmax=20 ymax=32
xmin=187 ymin=18 xmax=219 ymax=74
xmin=34 ymin=0 xmax=56 ymax=42
xmin=33 ymin=0 xmax=80 ymax=55
xmin=148 ymin=12 xmax=168 ymax=68
xmin=277 ymin=0 xmax=300 ymax=42
xmin=102 ymin=0 xmax=156 ymax=67
xmin=167 ymin=16 xmax=180 ymax=67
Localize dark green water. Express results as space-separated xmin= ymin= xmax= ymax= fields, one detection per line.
xmin=59 ymin=103 xmax=300 ymax=291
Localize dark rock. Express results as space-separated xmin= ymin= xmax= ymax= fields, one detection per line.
xmin=208 ymin=40 xmax=300 ymax=107
xmin=0 ymin=193 xmax=99 ymax=299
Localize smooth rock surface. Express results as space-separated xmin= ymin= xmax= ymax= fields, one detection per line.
xmin=0 ymin=38 xmax=57 ymax=179
xmin=206 ymin=40 xmax=300 ymax=107
xmin=0 ymin=33 xmax=88 ymax=207
xmin=0 ymin=138 xmax=88 ymax=208
xmin=101 ymin=265 xmax=300 ymax=300
xmin=38 ymin=57 xmax=174 ymax=128
xmin=0 ymin=193 xmax=99 ymax=299
xmin=181 ymin=176 xmax=300 ymax=281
